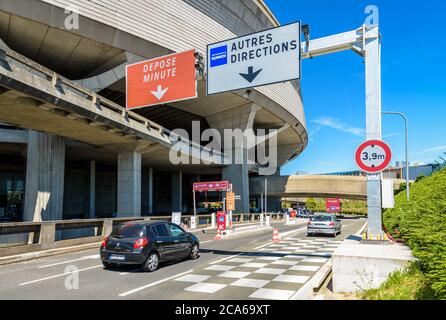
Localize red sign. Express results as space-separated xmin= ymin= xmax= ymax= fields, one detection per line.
xmin=355 ymin=140 xmax=392 ymax=173
xmin=326 ymin=198 xmax=341 ymax=213
xmin=217 ymin=212 xmax=227 ymax=231
xmin=126 ymin=50 xmax=197 ymax=110
xmin=193 ymin=181 xmax=229 ymax=192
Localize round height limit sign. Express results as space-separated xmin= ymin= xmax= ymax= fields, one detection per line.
xmin=355 ymin=140 xmax=392 ymax=173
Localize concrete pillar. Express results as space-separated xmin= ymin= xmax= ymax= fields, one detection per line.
xmin=171 ymin=171 xmax=182 ymax=212
xmin=148 ymin=167 xmax=153 ymax=214
xmin=222 ymin=160 xmax=250 ymax=213
xmin=89 ymin=161 xmax=96 ymax=219
xmin=24 ymin=131 xmax=65 ymax=222
xmin=117 ymin=152 xmax=141 ymax=217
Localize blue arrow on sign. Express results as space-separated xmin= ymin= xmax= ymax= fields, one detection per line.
xmin=239 ymin=66 xmax=262 ymax=83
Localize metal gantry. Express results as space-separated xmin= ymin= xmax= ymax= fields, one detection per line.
xmin=301 ymin=25 xmax=383 ymax=235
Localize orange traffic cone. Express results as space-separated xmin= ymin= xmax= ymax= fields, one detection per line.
xmin=215 ymin=229 xmax=222 ymax=240
xmin=272 ymin=228 xmax=281 ymax=242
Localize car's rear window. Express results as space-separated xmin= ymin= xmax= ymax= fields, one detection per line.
xmin=111 ymin=224 xmax=145 ymax=238
xmin=310 ymin=215 xmax=333 ymax=222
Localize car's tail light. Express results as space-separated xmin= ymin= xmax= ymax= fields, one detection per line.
xmin=329 ymin=222 xmax=335 ymax=227
xmin=101 ymin=236 xmax=109 ymax=248
xmin=133 ymin=238 xmax=148 ymax=249
xmin=307 ymin=220 xmax=312 ymax=225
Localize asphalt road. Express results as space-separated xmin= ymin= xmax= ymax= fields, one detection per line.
xmin=0 ymin=218 xmax=366 ymax=300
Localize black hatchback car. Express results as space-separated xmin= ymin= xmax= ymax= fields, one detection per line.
xmin=100 ymin=221 xmax=200 ymax=272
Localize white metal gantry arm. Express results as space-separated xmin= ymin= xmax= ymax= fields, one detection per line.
xmin=301 ymin=25 xmax=379 ymax=59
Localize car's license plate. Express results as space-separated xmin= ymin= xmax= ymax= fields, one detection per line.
xmin=109 ymin=254 xmax=126 ymax=261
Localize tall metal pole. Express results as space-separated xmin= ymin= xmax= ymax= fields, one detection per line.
xmin=364 ymin=25 xmax=383 ymax=236
xmin=382 ymin=111 xmax=410 ymax=201
xmin=264 ymin=177 xmax=267 ymax=214
xmin=193 ymin=190 xmax=197 ymax=216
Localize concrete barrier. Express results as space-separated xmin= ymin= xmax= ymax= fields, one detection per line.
xmin=0 ymin=214 xmax=286 ymax=260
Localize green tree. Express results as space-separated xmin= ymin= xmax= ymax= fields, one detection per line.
xmin=305 ymin=198 xmax=316 ymax=211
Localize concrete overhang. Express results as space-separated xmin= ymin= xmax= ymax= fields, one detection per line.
xmin=0 ymin=0 xmax=308 ymax=168
xmin=0 ymin=47 xmax=227 ymax=169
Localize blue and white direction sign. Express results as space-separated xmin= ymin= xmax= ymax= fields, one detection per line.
xmin=206 ymin=22 xmax=301 ymax=95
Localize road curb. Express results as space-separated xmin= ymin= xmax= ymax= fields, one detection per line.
xmin=289 ymin=259 xmax=333 ymax=300
xmin=0 ymin=242 xmax=101 ymax=266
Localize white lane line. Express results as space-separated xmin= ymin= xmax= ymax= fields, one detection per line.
xmin=19 ymin=265 xmax=102 ymax=286
xmin=38 ymin=255 xmax=100 ymax=269
xmin=119 ymin=269 xmax=141 ymax=275
xmin=118 ymin=269 xmax=194 ymax=297
xmin=209 ymin=254 xmax=242 ymax=265
xmin=254 ymin=242 xmax=274 ymax=250
xmin=201 ymin=240 xmax=213 ymax=244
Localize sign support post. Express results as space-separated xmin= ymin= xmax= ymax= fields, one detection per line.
xmin=364 ymin=25 xmax=383 ymax=236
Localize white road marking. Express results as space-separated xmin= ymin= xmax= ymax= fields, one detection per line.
xmin=239 ymin=262 xmax=269 ymax=268
xmin=209 ymin=254 xmax=242 ymax=265
xmin=228 ymin=257 xmax=254 ymax=263
xmin=185 ymin=282 xmax=227 ymax=293
xmin=271 ymin=260 xmax=298 ymax=266
xmin=200 ymin=240 xmax=213 ymax=244
xmin=175 ymin=274 xmax=210 ymax=283
xmin=250 ymin=288 xmax=295 ymax=300
xmin=118 ymin=269 xmax=194 ymax=297
xmin=290 ymin=265 xmax=320 ymax=272
xmin=254 ymin=268 xmax=287 ymax=275
xmin=256 ymin=256 xmax=282 ymax=261
xmin=119 ymin=269 xmax=141 ymax=275
xmin=19 ymin=265 xmax=102 ymax=286
xmin=205 ymin=265 xmax=236 ymax=271
xmin=231 ymin=278 xmax=270 ymax=288
xmin=302 ymin=257 xmax=329 ymax=264
xmin=254 ymin=242 xmax=275 ymax=250
xmin=38 ymin=255 xmax=100 ymax=269
xmin=217 ymin=271 xmax=250 ymax=279
xmin=273 ymin=275 xmax=310 ymax=284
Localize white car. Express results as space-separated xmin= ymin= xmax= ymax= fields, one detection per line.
xmin=307 ymin=214 xmax=341 ymax=237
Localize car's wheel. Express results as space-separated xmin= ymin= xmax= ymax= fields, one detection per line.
xmin=102 ymin=261 xmax=116 ymax=269
xmin=143 ymin=252 xmax=159 ymax=272
xmin=189 ymin=243 xmax=200 ymax=260
xmin=332 ymin=231 xmax=337 ymax=238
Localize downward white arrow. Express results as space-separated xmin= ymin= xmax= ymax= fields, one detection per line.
xmin=151 ymin=85 xmax=168 ymax=100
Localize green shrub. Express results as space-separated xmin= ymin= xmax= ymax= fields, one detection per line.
xmin=383 ymin=168 xmax=446 ymax=299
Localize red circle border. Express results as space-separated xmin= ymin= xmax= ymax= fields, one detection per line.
xmin=355 ymin=140 xmax=392 ymax=173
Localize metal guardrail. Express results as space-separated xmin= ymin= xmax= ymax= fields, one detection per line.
xmin=0 ymin=213 xmax=286 ymax=258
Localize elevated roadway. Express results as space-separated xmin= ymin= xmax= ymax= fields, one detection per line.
xmin=250 ymin=175 xmax=404 ymax=200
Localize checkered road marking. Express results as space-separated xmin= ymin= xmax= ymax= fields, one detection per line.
xmin=176 ymin=238 xmax=342 ymax=299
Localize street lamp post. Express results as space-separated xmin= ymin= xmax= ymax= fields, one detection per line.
xmin=382 ymin=111 xmax=410 ymax=201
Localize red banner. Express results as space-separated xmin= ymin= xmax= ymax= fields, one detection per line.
xmin=193 ymin=181 xmax=229 ymax=192
xmin=326 ymin=198 xmax=341 ymax=213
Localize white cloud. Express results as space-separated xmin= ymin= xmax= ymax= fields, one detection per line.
xmin=411 ymin=145 xmax=446 ymax=156
xmin=348 ymin=132 xmax=401 ymax=144
xmin=311 ymin=117 xmax=365 ymax=137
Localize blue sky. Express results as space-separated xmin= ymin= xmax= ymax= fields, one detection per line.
xmin=264 ymin=0 xmax=446 ymax=175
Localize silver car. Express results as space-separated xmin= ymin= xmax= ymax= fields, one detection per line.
xmin=307 ymin=214 xmax=341 ymax=237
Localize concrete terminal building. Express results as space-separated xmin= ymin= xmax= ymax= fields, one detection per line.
xmin=0 ymin=0 xmax=307 ymax=224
